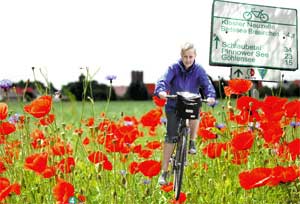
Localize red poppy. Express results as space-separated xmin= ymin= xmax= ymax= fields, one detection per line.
xmin=228 ymin=110 xmax=249 ymax=125
xmin=0 ymin=122 xmax=16 ymax=135
xmin=30 ymin=129 xmax=48 ymax=149
xmin=152 ymin=95 xmax=166 ymax=107
xmin=198 ymin=128 xmax=217 ymax=141
xmin=272 ymin=166 xmax=298 ymax=184
xmin=231 ymin=150 xmax=249 ymax=165
xmin=24 ymin=152 xmax=48 ymax=174
xmin=0 ymin=161 xmax=6 ymax=174
xmin=224 ymin=86 xmax=232 ymax=97
xmin=284 ymin=99 xmax=300 ymax=119
xmin=41 ymin=166 xmax=56 ymax=178
xmin=140 ymin=108 xmax=163 ymax=127
xmin=82 ymin=137 xmax=90 ymax=145
xmin=0 ymin=103 xmax=8 ymax=120
xmin=132 ymin=144 xmax=142 ymax=154
xmin=83 ymin=117 xmax=94 ymax=127
xmin=260 ymin=121 xmax=283 ymax=144
xmin=88 ymin=151 xmax=108 ymax=164
xmin=97 ymin=119 xmax=116 ymax=132
xmin=160 ymin=182 xmax=173 ymax=192
xmin=104 ymin=137 xmax=130 ymax=154
xmin=202 ymin=142 xmax=227 ymax=159
xmin=202 ymin=163 xmax=209 ymax=171
xmin=170 ymin=192 xmax=187 ymax=204
xmin=199 ymin=112 xmax=216 ymax=128
xmin=52 ymin=141 xmax=73 ymax=156
xmin=24 ymin=95 xmax=52 ymax=118
xmin=74 ymin=128 xmax=84 ymax=136
xmin=261 ymin=96 xmax=287 ymax=121
xmin=225 ymin=79 xmax=253 ymax=96
xmin=103 ymin=160 xmax=113 ymax=170
xmin=236 ymin=96 xmax=261 ymax=122
xmin=53 ymin=178 xmax=74 ymax=203
xmin=128 ymin=162 xmax=140 ymax=174
xmin=78 ymin=194 xmax=86 ymax=202
xmin=287 ymin=138 xmax=300 ymax=160
xmin=276 ymin=142 xmax=290 ymax=161
xmin=57 ymin=157 xmax=75 ymax=174
xmin=0 ymin=177 xmax=21 ymax=201
xmin=239 ymin=167 xmax=272 ymax=190
xmin=231 ymin=131 xmax=254 ymax=151
xmin=145 ymin=141 xmax=161 ymax=150
xmin=148 ymin=126 xmax=157 ymax=136
xmin=116 ymin=124 xmax=140 ymax=144
xmin=39 ymin=114 xmax=55 ymax=126
xmin=138 ymin=149 xmax=153 ymax=159
xmin=123 ymin=115 xmax=139 ymax=126
xmin=138 ymin=160 xmax=161 ymax=178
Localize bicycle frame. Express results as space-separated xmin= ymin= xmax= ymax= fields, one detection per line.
xmin=166 ymin=92 xmax=203 ymax=200
xmin=172 ymin=117 xmax=189 ymax=200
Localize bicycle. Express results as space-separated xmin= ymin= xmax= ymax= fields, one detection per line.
xmin=243 ymin=8 xmax=269 ymax=22
xmin=166 ymin=92 xmax=205 ymax=200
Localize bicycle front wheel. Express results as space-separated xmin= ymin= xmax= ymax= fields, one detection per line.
xmin=260 ymin=13 xmax=269 ymax=22
xmin=173 ymin=133 xmax=187 ymax=200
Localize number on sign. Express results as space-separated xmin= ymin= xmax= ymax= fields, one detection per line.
xmin=284 ymin=47 xmax=292 ymax=52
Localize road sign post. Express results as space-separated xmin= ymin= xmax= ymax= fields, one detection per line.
xmin=209 ymin=0 xmax=298 ymax=71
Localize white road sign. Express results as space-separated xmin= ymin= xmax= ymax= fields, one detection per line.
xmin=231 ymin=66 xmax=281 ymax=81
xmin=209 ymin=0 xmax=298 ymax=71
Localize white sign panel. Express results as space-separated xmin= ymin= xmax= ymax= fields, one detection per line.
xmin=231 ymin=66 xmax=281 ymax=81
xmin=209 ymin=0 xmax=298 ymax=70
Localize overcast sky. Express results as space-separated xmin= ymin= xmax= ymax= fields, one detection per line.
xmin=0 ymin=0 xmax=299 ymax=89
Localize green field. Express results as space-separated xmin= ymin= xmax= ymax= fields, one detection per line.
xmin=1 ymin=98 xmax=299 ymax=204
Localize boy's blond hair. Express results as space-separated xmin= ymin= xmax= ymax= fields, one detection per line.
xmin=180 ymin=42 xmax=197 ymax=55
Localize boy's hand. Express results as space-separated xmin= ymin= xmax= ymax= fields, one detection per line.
xmin=207 ymin=97 xmax=216 ymax=106
xmin=158 ymin=91 xmax=167 ymax=99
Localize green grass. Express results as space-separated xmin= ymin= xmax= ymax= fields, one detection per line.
xmin=2 ymin=99 xmax=300 ymax=204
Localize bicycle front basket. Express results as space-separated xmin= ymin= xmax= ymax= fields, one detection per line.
xmin=176 ymin=92 xmax=201 ymax=119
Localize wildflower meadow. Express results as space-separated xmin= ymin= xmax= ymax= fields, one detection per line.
xmin=0 ymin=78 xmax=299 ymax=204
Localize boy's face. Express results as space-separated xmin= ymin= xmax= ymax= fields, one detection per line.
xmin=181 ymin=48 xmax=196 ymax=69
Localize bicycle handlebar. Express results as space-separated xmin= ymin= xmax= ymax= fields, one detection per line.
xmin=166 ymin=94 xmax=208 ymax=103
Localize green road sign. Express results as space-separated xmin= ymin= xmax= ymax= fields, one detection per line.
xmin=231 ymin=66 xmax=281 ymax=82
xmin=209 ymin=0 xmax=298 ymax=71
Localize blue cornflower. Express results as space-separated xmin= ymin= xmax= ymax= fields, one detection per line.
xmin=248 ymin=122 xmax=260 ymax=131
xmin=290 ymin=121 xmax=300 ymax=128
xmin=215 ymin=123 xmax=225 ymax=129
xmin=120 ymin=170 xmax=127 ymax=176
xmin=0 ymin=79 xmax=13 ymax=91
xmin=8 ymin=113 xmax=20 ymax=124
xmin=160 ymin=117 xmax=167 ymax=125
xmin=106 ymin=75 xmax=117 ymax=83
xmin=124 ymin=121 xmax=133 ymax=126
xmin=143 ymin=179 xmax=151 ymax=185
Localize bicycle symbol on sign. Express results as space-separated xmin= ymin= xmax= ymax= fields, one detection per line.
xmin=243 ymin=8 xmax=269 ymax=22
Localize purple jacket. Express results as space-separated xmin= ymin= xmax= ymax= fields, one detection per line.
xmin=154 ymin=60 xmax=216 ymax=112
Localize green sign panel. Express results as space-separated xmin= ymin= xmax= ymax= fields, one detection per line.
xmin=209 ymin=0 xmax=298 ymax=71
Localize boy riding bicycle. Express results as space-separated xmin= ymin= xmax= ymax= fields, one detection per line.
xmin=154 ymin=42 xmax=216 ymax=185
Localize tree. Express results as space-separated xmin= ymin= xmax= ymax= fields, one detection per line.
xmin=126 ymin=81 xmax=149 ymax=100
xmin=61 ymin=74 xmax=116 ymax=101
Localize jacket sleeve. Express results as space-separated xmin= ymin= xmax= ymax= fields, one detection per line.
xmin=154 ymin=66 xmax=175 ymax=96
xmin=197 ymin=67 xmax=216 ymax=98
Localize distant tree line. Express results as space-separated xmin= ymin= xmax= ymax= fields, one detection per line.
xmin=12 ymin=75 xmax=300 ymax=101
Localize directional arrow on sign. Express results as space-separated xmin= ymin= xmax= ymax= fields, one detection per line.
xmin=233 ymin=69 xmax=243 ymax=77
xmin=213 ymin=34 xmax=220 ymax=49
